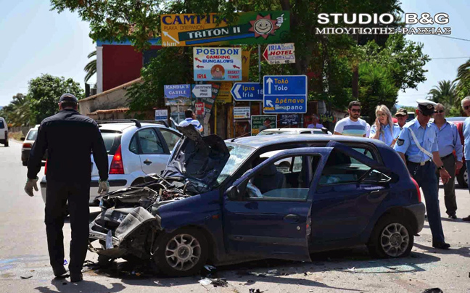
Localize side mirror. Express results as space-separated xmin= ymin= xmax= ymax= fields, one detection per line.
xmin=20 ymin=137 xmax=25 ymax=141
xmin=226 ymin=186 xmax=239 ymax=200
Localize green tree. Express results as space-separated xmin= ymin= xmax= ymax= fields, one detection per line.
xmin=427 ymin=80 xmax=458 ymax=112
xmin=28 ymin=74 xmax=84 ymax=123
xmin=84 ymin=50 xmax=97 ymax=83
xmin=0 ymin=94 xmax=33 ymax=127
xmin=357 ymin=62 xmax=399 ymax=122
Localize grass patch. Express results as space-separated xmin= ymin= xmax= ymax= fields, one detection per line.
xmin=9 ymin=131 xmax=23 ymax=141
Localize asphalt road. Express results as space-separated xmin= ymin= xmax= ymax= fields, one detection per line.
xmin=0 ymin=139 xmax=469 ymax=293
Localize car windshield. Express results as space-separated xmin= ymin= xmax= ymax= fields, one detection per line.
xmin=216 ymin=142 xmax=256 ymax=184
xmin=26 ymin=129 xmax=38 ymax=140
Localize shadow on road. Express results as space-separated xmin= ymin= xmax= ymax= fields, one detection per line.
xmin=414 ymin=242 xmax=470 ymax=258
xmin=35 ymin=280 xmax=125 ymax=293
xmin=82 ymin=246 xmax=441 ymax=291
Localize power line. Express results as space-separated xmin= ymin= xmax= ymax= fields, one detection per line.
xmin=435 ymin=35 xmax=470 ymax=42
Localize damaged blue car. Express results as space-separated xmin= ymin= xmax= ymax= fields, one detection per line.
xmin=88 ymin=126 xmax=425 ymax=276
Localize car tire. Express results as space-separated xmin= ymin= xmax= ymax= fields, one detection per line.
xmin=367 ymin=214 xmax=414 ymax=258
xmin=4 ymin=140 xmax=8 ymax=147
xmin=457 ymin=165 xmax=468 ymax=188
xmin=153 ymin=227 xmax=208 ymax=277
xmin=22 ymin=161 xmax=27 ymax=166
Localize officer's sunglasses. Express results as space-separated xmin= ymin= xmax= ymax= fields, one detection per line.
xmin=434 ymin=110 xmax=444 ymax=114
xmin=350 ymin=108 xmax=361 ymax=113
xmin=419 ymin=110 xmax=433 ymax=117
xmin=464 ymin=105 xmax=470 ymax=110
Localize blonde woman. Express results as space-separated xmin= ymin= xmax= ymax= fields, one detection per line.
xmin=369 ymin=105 xmax=401 ymax=147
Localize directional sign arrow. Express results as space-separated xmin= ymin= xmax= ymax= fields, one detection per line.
xmin=266 ymin=78 xmax=273 ymax=94
xmin=232 ymin=84 xmax=242 ymax=100
xmin=266 ymin=100 xmax=274 ymax=107
xmin=163 ymin=31 xmax=180 ymax=44
xmin=192 ymin=85 xmax=211 ymax=98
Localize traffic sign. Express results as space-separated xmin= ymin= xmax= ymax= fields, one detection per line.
xmin=231 ymin=82 xmax=263 ymax=101
xmin=263 ymin=75 xmax=307 ymax=113
xmin=192 ymin=84 xmax=212 ymax=98
xmin=263 ymin=43 xmax=295 ymax=65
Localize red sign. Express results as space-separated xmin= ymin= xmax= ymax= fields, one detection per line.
xmin=195 ymin=102 xmax=204 ymax=115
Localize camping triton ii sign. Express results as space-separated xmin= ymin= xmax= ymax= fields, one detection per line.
xmin=160 ymin=11 xmax=290 ymax=47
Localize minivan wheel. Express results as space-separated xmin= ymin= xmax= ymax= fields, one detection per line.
xmin=154 ymin=228 xmax=208 ymax=277
xmin=367 ymin=215 xmax=414 ymax=258
xmin=457 ymin=165 xmax=468 ymax=188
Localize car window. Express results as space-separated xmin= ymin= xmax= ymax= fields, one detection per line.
xmin=129 ymin=135 xmax=139 ymax=154
xmin=159 ymin=128 xmax=181 ymax=151
xmin=319 ymin=149 xmax=372 ymax=185
xmin=216 ymin=143 xmax=256 ymax=184
xmin=100 ymin=131 xmax=121 ymax=155
xmin=137 ymin=128 xmax=164 ymax=154
xmin=26 ymin=129 xmax=38 ymax=140
xmin=245 ymin=155 xmax=318 ymax=201
xmin=300 ymin=131 xmax=311 ymax=134
xmin=0 ymin=120 xmax=4 ymax=129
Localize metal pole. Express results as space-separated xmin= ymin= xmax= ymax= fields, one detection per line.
xmin=258 ymin=44 xmax=262 ymax=115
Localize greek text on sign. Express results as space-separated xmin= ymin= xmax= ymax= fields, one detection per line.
xmin=194 ymin=47 xmax=242 ymax=81
xmin=160 ymin=11 xmax=290 ymax=47
xmin=263 ymin=43 xmax=295 ymax=64
xmin=192 ymin=84 xmax=212 ymax=98
xmin=263 ymin=75 xmax=307 ymax=114
xmin=231 ymin=82 xmax=263 ymax=101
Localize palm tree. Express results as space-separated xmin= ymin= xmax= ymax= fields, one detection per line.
xmin=84 ymin=51 xmax=96 ymax=83
xmin=428 ymin=80 xmax=458 ymax=109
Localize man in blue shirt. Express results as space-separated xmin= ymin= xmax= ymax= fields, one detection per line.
xmin=179 ymin=109 xmax=203 ymax=133
xmin=394 ymin=100 xmax=451 ymax=249
xmin=431 ymin=103 xmax=463 ymax=219
xmin=461 ymin=96 xmax=470 ymax=222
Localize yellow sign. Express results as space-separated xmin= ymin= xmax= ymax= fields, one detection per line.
xmin=217 ymin=82 xmax=232 ymax=103
xmin=160 ymin=12 xmax=290 ymax=47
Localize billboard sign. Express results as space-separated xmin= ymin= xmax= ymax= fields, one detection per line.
xmin=194 ymin=47 xmax=242 ymax=81
xmin=155 ymin=109 xmax=168 ymax=121
xmin=161 ymin=11 xmax=290 ymax=47
xmin=233 ymin=107 xmax=251 ymax=119
xmin=164 ymin=84 xmax=192 ymax=106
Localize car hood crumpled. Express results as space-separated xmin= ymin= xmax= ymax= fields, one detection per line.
xmin=162 ymin=125 xmax=230 ymax=189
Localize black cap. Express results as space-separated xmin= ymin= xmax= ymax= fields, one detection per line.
xmin=395 ymin=108 xmax=408 ymax=116
xmin=59 ymin=93 xmax=78 ymax=103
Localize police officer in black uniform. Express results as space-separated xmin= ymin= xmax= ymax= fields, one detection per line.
xmin=25 ymin=93 xmax=109 ymax=282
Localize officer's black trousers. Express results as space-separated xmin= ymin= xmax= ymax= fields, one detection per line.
xmin=45 ymin=180 xmax=90 ymax=274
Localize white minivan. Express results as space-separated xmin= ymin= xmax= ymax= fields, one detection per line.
xmin=0 ymin=117 xmax=8 ymax=147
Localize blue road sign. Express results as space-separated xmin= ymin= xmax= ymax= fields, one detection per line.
xmin=263 ymin=75 xmax=307 ymax=113
xmin=231 ymin=82 xmax=263 ymax=101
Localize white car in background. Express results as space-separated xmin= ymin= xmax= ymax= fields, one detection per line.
xmin=40 ymin=120 xmax=181 ymax=205
xmin=257 ymin=127 xmax=332 ymax=136
xmin=0 ymin=117 xmax=8 ymax=147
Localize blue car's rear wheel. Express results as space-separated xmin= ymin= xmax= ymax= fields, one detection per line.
xmin=368 ymin=215 xmax=414 ymax=258
xmin=153 ymin=227 xmax=208 ymax=276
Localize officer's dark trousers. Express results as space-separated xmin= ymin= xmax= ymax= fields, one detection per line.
xmin=435 ymin=154 xmax=457 ymax=216
xmin=45 ymin=180 xmax=90 ymax=274
xmin=407 ymin=161 xmax=445 ymax=243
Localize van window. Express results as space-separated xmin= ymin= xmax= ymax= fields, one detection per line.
xmin=0 ymin=120 xmax=4 ymax=129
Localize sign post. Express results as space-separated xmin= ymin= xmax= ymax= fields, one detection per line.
xmin=263 ymin=75 xmax=307 ymax=114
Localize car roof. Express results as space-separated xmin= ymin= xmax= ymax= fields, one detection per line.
xmin=262 ymin=128 xmax=322 ymax=132
xmin=98 ymin=122 xmax=167 ymax=132
xmin=227 ymin=134 xmax=382 ymax=149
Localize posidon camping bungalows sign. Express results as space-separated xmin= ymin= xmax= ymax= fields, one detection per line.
xmin=194 ymin=47 xmax=242 ymax=81
xmin=161 ymin=11 xmax=290 ymax=47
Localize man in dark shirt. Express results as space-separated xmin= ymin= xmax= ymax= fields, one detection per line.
xmin=25 ymin=93 xmax=109 ymax=282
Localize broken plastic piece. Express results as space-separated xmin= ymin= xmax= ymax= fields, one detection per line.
xmin=199 ymin=278 xmax=211 ymax=286
xmin=106 ymin=230 xmax=113 ymax=249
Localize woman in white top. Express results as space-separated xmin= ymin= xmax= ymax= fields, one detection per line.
xmin=369 ymin=105 xmax=401 ymax=147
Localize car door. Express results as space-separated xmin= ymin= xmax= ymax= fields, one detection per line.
xmin=131 ymin=127 xmax=170 ymax=174
xmin=310 ymin=141 xmax=394 ymax=247
xmin=223 ymin=147 xmax=333 ymax=261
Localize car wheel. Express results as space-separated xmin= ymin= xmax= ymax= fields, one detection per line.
xmin=153 ymin=228 xmax=208 ymax=276
xmin=4 ymin=140 xmax=8 ymax=147
xmin=457 ymin=165 xmax=468 ymax=188
xmin=367 ymin=215 xmax=414 ymax=258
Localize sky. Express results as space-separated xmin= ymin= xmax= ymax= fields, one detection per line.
xmin=0 ymin=0 xmax=469 ymax=107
